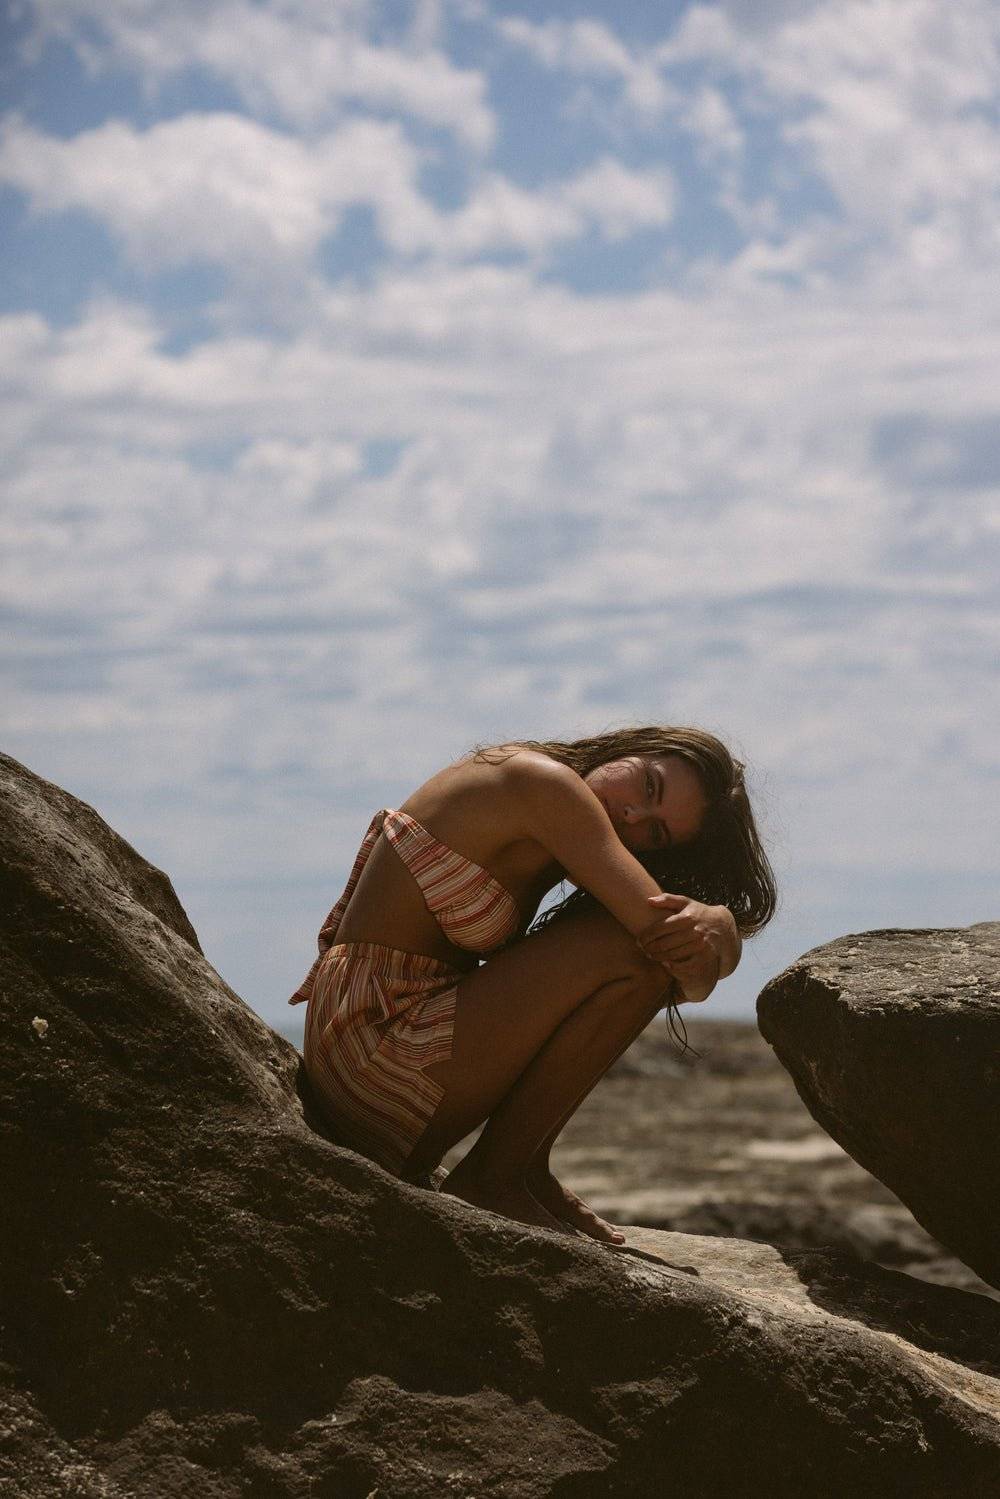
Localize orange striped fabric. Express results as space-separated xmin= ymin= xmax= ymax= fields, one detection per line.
xmin=302 ymin=940 xmax=461 ymax=1175
xmin=289 ymin=808 xmax=520 ymax=1006
xmin=381 ymin=808 xmax=520 ymax=955
xmin=289 ymin=808 xmax=523 ymax=1174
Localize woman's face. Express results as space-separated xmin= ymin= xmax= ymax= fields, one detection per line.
xmin=583 ymin=753 xmax=708 ymax=854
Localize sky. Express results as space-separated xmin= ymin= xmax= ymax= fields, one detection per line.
xmin=2 ymin=0 xmax=998 ymax=1045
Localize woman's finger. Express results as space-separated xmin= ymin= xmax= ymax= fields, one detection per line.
xmin=637 ymin=913 xmax=694 ymax=943
xmin=660 ymin=940 xmax=705 ymax=960
xmin=640 ymin=931 xmax=706 ymax=955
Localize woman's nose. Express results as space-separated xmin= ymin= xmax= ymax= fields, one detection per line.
xmin=622 ymin=804 xmax=645 ymax=824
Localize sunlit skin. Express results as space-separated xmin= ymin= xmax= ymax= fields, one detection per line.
xmin=584 ymin=753 xmax=709 ymax=854
xmin=333 ymin=746 xmax=741 ymax=1243
xmin=582 ymin=754 xmax=729 ymax=989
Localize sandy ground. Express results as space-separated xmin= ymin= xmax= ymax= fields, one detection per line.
xmin=445 ymin=1018 xmax=998 ymax=1302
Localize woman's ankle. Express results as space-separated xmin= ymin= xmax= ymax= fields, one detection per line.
xmin=524 ymin=1157 xmax=554 ymax=1187
xmin=447 ymin=1147 xmax=528 ymax=1191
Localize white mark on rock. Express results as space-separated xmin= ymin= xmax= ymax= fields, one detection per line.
xmin=32 ymin=1016 xmax=49 ymax=1038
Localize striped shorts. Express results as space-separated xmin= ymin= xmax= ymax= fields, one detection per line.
xmin=302 ymin=940 xmax=461 ymax=1176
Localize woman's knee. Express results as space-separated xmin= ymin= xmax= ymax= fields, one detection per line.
xmin=615 ymin=950 xmax=672 ymax=1015
xmin=555 ymin=950 xmax=669 ymax=1054
xmin=550 ymin=901 xmax=668 ymax=1006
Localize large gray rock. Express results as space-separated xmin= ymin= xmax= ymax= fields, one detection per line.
xmin=2 ymin=751 xmax=999 ymax=1498
xmin=757 ymin=925 xmax=1000 ymax=1291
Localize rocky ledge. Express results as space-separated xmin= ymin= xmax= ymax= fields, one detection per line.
xmin=2 ymin=751 xmax=998 ymax=1498
xmin=757 ymin=923 xmax=1000 ymax=1291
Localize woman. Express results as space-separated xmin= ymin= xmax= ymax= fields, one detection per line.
xmin=290 ymin=727 xmax=776 ymax=1242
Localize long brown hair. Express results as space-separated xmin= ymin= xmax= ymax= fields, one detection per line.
xmin=475 ymin=725 xmax=777 ymax=938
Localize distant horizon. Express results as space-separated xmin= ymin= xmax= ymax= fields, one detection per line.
xmin=3 ymin=1 xmax=998 ymax=1033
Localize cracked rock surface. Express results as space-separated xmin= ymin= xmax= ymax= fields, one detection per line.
xmin=2 ymin=752 xmax=998 ymax=1498
xmin=757 ymin=924 xmax=1000 ymax=1291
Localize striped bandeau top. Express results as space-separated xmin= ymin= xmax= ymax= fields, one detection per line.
xmin=289 ymin=807 xmax=521 ymax=1003
xmin=381 ymin=808 xmax=521 ymax=954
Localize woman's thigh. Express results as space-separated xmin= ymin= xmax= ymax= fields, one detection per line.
xmin=420 ymin=901 xmax=668 ymax=1125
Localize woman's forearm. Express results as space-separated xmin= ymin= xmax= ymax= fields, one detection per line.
xmin=716 ymin=908 xmax=741 ymax=978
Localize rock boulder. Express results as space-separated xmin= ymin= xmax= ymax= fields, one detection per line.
xmin=2 ymin=752 xmax=999 ymax=1497
xmin=757 ymin=925 xmax=1000 ymax=1291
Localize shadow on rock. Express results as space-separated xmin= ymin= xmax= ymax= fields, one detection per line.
xmin=782 ymin=1246 xmax=1000 ymax=1379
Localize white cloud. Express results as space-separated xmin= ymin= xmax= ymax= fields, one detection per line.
xmin=21 ymin=0 xmax=496 ymax=149
xmin=5 ymin=260 xmax=997 ymax=703
xmin=662 ymin=0 xmax=1000 ymax=273
xmin=559 ymin=156 xmax=674 ymax=240
xmin=497 ymin=15 xmax=674 ymax=119
xmin=681 ymin=85 xmax=745 ymax=162
xmin=0 ymin=113 xmax=673 ymax=273
xmin=0 ymin=113 xmax=335 ymax=270
xmin=421 ymin=157 xmax=673 ymax=257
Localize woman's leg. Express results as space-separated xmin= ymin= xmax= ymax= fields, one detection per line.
xmin=522 ymin=1005 xmax=658 ymax=1241
xmin=443 ymin=958 xmax=665 ymax=1238
xmin=403 ymin=902 xmax=671 ymax=1235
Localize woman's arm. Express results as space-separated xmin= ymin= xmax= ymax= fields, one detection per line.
xmin=637 ymin=896 xmax=740 ymax=1002
xmin=511 ymin=753 xmax=672 ymax=931
xmin=641 ymin=893 xmax=741 ymax=978
xmin=511 ymin=753 xmax=738 ymax=1002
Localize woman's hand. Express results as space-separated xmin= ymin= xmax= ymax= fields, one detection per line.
xmin=636 ymin=894 xmax=740 ymax=1004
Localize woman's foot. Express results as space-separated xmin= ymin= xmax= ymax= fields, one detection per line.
xmin=441 ymin=1161 xmax=573 ymax=1235
xmin=525 ymin=1168 xmax=625 ymax=1244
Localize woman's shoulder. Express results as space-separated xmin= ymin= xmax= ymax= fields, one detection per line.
xmin=407 ymin=745 xmax=579 ymax=817
xmin=473 ymin=745 xmax=577 ymax=789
